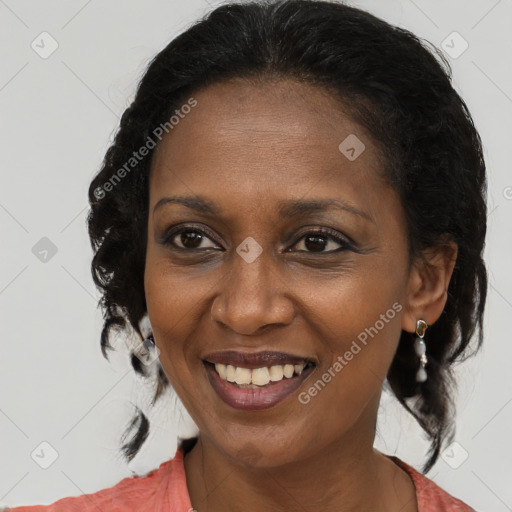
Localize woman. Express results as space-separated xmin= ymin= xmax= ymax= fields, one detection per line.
xmin=6 ymin=0 xmax=486 ymax=510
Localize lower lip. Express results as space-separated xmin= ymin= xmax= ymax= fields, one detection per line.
xmin=203 ymin=362 xmax=315 ymax=411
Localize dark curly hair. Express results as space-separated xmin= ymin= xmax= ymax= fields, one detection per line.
xmin=87 ymin=0 xmax=487 ymax=473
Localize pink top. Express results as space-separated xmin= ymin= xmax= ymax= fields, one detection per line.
xmin=5 ymin=441 xmax=474 ymax=511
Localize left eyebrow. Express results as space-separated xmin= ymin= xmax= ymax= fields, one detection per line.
xmin=278 ymin=198 xmax=374 ymax=223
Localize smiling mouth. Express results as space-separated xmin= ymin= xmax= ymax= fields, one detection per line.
xmin=204 ymin=360 xmax=316 ymax=388
xmin=203 ymin=358 xmax=316 ymax=411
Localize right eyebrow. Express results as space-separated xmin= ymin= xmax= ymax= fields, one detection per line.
xmin=153 ymin=195 xmax=221 ymax=216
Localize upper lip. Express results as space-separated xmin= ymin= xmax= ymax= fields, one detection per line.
xmin=203 ymin=351 xmax=316 ymax=369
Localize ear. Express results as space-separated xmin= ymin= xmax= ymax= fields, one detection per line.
xmin=401 ymin=238 xmax=458 ymax=334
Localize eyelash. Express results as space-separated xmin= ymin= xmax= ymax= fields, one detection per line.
xmin=161 ymin=225 xmax=352 ymax=254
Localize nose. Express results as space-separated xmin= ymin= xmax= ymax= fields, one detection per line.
xmin=210 ymin=249 xmax=295 ymax=336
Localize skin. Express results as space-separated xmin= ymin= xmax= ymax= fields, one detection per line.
xmin=144 ymin=78 xmax=457 ymax=512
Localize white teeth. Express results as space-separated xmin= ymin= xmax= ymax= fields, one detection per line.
xmin=234 ymin=367 xmax=252 ymax=385
xmin=226 ymin=364 xmax=236 ymax=382
xmin=269 ymin=365 xmax=284 ymax=381
xmin=283 ymin=364 xmax=294 ymax=378
xmin=214 ymin=362 xmax=308 ymax=386
xmin=251 ymin=367 xmax=270 ymax=386
xmin=216 ymin=363 xmax=227 ymax=380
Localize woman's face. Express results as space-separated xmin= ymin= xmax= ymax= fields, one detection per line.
xmin=144 ymin=78 xmax=414 ymax=466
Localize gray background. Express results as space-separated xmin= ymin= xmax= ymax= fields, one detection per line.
xmin=0 ymin=0 xmax=511 ymax=509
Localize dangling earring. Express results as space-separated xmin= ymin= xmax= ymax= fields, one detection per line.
xmin=143 ymin=333 xmax=155 ymax=351
xmin=414 ymin=319 xmax=428 ymax=383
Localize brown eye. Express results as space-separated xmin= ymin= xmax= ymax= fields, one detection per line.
xmin=291 ymin=230 xmax=350 ymax=253
xmin=163 ymin=227 xmax=220 ymax=250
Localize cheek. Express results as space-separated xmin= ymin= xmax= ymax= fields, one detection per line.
xmin=297 ymin=295 xmax=404 ymax=438
xmin=144 ymin=251 xmax=213 ymax=331
xmin=143 ymin=255 xmax=219 ymax=388
xmin=144 ymin=258 xmax=191 ymax=366
xmin=303 ymin=258 xmax=407 ymax=389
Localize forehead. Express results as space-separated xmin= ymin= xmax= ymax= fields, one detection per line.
xmin=149 ymin=78 xmax=391 ymax=224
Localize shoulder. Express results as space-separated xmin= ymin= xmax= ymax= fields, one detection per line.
xmin=3 ymin=454 xmax=183 ymax=512
xmin=391 ymin=456 xmax=475 ymax=512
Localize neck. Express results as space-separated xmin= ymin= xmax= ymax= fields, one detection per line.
xmin=183 ymin=402 xmax=417 ymax=512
